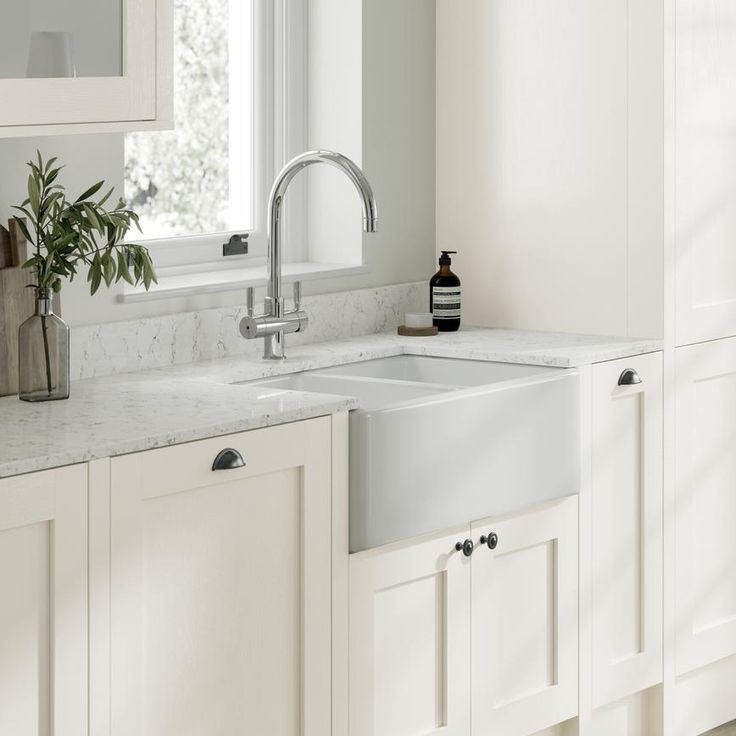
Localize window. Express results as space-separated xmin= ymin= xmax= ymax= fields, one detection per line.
xmin=124 ymin=0 xmax=305 ymax=273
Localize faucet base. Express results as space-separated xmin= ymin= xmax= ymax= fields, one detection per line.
xmin=263 ymin=331 xmax=287 ymax=361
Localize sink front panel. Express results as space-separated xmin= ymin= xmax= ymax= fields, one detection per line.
xmin=349 ymin=371 xmax=580 ymax=551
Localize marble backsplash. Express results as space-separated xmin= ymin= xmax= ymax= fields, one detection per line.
xmin=70 ymin=281 xmax=427 ymax=380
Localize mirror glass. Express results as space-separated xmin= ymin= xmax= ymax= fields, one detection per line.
xmin=0 ymin=0 xmax=123 ymax=79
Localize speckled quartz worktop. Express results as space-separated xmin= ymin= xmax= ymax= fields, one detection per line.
xmin=0 ymin=327 xmax=661 ymax=479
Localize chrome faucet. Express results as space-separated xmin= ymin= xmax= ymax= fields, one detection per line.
xmin=239 ymin=150 xmax=378 ymax=360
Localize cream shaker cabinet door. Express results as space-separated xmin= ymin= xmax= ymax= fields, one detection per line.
xmin=590 ymin=353 xmax=663 ymax=707
xmin=675 ymin=0 xmax=736 ymax=345
xmin=675 ymin=338 xmax=736 ymax=675
xmin=109 ymin=418 xmax=332 ymax=736
xmin=0 ymin=0 xmax=172 ymax=135
xmin=0 ymin=465 xmax=88 ymax=736
xmin=349 ymin=528 xmax=472 ymax=736
xmin=470 ymin=497 xmax=578 ymax=736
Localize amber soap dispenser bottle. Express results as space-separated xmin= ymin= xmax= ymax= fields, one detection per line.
xmin=430 ymin=250 xmax=461 ymax=332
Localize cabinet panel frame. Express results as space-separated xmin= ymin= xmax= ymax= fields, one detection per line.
xmin=108 ymin=417 xmax=333 ymax=736
xmin=0 ymin=0 xmax=173 ymax=135
xmin=675 ymin=338 xmax=736 ymax=676
xmin=470 ymin=496 xmax=579 ymax=736
xmin=589 ymin=352 xmax=664 ymax=707
xmin=0 ymin=464 xmax=89 ymax=736
xmin=349 ymin=526 xmax=472 ymax=736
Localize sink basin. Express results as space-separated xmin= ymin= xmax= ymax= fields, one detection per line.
xmin=242 ymin=355 xmax=580 ymax=551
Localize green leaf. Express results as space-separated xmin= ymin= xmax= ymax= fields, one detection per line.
xmin=102 ymin=252 xmax=115 ymax=286
xmin=116 ymin=249 xmax=134 ymax=285
xmin=88 ymin=257 xmax=102 ymax=295
xmin=83 ymin=204 xmax=104 ymax=234
xmin=97 ymin=186 xmax=115 ymax=209
xmin=13 ymin=217 xmax=33 ymax=245
xmin=28 ymin=174 xmax=40 ymax=215
xmin=75 ymin=180 xmax=104 ymax=204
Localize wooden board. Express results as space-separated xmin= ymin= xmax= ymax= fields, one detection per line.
xmin=0 ymin=220 xmax=60 ymax=398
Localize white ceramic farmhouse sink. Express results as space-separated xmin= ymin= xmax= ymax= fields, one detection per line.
xmin=244 ymin=355 xmax=580 ymax=551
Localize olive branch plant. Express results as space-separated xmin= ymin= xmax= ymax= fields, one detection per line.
xmin=12 ymin=152 xmax=157 ymax=394
xmin=13 ymin=151 xmax=156 ymax=295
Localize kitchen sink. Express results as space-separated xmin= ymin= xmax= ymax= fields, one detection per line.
xmin=242 ymin=355 xmax=580 ymax=551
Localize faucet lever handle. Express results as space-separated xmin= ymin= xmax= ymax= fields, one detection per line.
xmin=246 ymin=287 xmax=255 ymax=317
xmin=292 ymin=281 xmax=302 ymax=312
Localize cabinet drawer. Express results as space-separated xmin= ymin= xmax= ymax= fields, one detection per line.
xmin=112 ymin=416 xmax=331 ymax=499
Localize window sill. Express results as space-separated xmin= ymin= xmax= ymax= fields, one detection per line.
xmin=119 ymin=260 xmax=370 ymax=303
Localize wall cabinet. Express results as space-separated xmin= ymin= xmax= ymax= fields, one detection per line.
xmin=0 ymin=464 xmax=88 ymax=736
xmin=675 ymin=337 xmax=736 ymax=676
xmin=0 ymin=0 xmax=172 ymax=137
xmin=349 ymin=496 xmax=578 ymax=736
xmin=108 ymin=418 xmax=334 ymax=736
xmin=589 ymin=353 xmax=663 ymax=708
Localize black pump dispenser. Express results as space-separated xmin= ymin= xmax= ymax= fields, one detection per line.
xmin=430 ymin=251 xmax=461 ymax=332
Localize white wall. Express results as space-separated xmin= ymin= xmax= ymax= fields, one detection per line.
xmin=0 ymin=2 xmax=436 ymax=327
xmin=436 ymin=0 xmax=664 ymax=339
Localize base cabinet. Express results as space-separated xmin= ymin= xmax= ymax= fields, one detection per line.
xmin=349 ymin=528 xmax=471 ymax=736
xmin=675 ymin=337 xmax=736 ymax=677
xmin=471 ymin=499 xmax=578 ymax=736
xmin=349 ymin=496 xmax=579 ymax=736
xmin=109 ymin=418 xmax=334 ymax=736
xmin=589 ymin=353 xmax=663 ymax=708
xmin=0 ymin=465 xmax=88 ymax=736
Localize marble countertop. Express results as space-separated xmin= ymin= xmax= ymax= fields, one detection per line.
xmin=0 ymin=327 xmax=661 ymax=478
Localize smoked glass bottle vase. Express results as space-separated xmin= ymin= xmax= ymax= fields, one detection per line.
xmin=18 ymin=288 xmax=70 ymax=402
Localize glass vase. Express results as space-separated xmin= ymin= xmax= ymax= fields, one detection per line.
xmin=18 ymin=288 xmax=70 ymax=402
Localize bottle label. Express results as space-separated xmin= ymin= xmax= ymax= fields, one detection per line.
xmin=432 ymin=286 xmax=461 ymax=319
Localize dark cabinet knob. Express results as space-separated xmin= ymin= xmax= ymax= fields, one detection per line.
xmin=455 ymin=539 xmax=474 ymax=557
xmin=618 ymin=368 xmax=642 ymax=386
xmin=480 ymin=533 xmax=499 ymax=550
xmin=212 ymin=448 xmax=246 ymax=471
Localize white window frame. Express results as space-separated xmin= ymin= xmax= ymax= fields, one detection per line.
xmin=127 ymin=0 xmax=307 ymax=275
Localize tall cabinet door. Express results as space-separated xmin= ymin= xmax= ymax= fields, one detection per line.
xmin=349 ymin=528 xmax=472 ymax=736
xmin=675 ymin=338 xmax=736 ymax=675
xmin=470 ymin=497 xmax=578 ymax=736
xmin=0 ymin=465 xmax=88 ymax=736
xmin=675 ymin=0 xmax=736 ymax=345
xmin=590 ymin=353 xmax=663 ymax=707
xmin=109 ymin=418 xmax=333 ymax=736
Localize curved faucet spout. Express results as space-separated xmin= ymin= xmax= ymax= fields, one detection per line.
xmin=243 ymin=150 xmax=378 ymax=360
xmin=267 ymin=150 xmax=378 ymax=305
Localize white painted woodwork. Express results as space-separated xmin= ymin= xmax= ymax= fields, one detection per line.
xmin=109 ymin=417 xmax=333 ymax=736
xmin=470 ymin=497 xmax=579 ymax=736
xmin=89 ymin=459 xmax=112 ymax=736
xmin=590 ymin=353 xmax=664 ymax=707
xmin=675 ymin=338 xmax=736 ymax=676
xmin=675 ymin=0 xmax=736 ymax=346
xmin=586 ymin=688 xmax=663 ymax=736
xmin=671 ymin=653 xmax=736 ymax=736
xmin=0 ymin=464 xmax=88 ymax=736
xmin=436 ymin=0 xmax=664 ymax=339
xmin=349 ymin=527 xmax=472 ymax=736
xmin=0 ymin=0 xmax=173 ymax=136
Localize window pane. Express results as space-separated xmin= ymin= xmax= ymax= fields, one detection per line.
xmin=124 ymin=0 xmax=254 ymax=240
